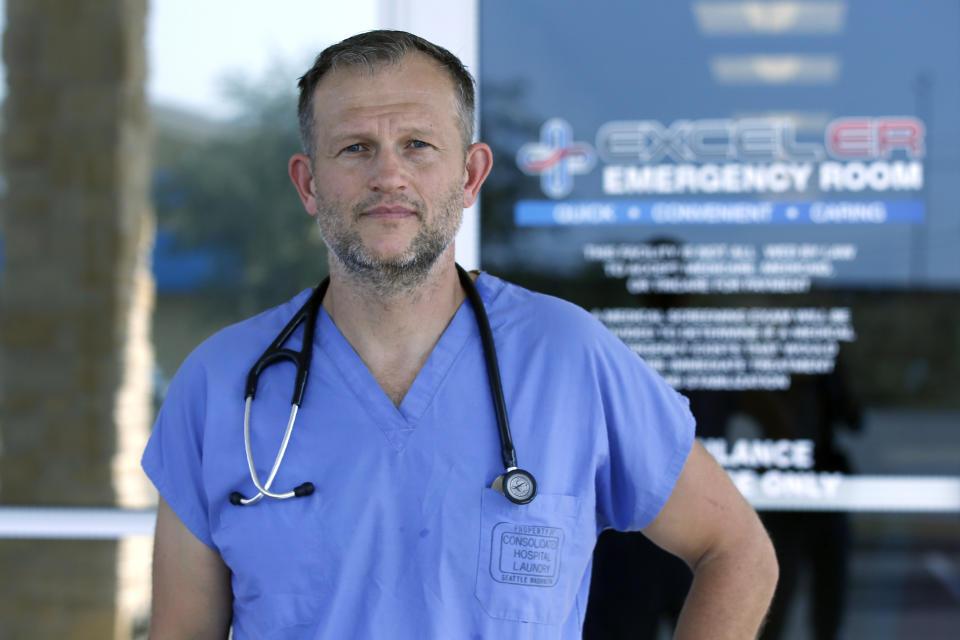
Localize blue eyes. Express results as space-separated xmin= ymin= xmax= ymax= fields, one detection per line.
xmin=340 ymin=140 xmax=431 ymax=154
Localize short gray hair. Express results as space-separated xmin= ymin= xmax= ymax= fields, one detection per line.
xmin=297 ymin=30 xmax=476 ymax=160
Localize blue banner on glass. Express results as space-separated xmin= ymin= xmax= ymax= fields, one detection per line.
xmin=514 ymin=199 xmax=925 ymax=227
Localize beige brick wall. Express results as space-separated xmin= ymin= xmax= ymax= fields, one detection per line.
xmin=0 ymin=1 xmax=154 ymax=637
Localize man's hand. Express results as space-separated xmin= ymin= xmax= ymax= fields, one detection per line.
xmin=643 ymin=441 xmax=778 ymax=639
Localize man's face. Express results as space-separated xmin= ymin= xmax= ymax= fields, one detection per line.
xmin=305 ymin=53 xmax=470 ymax=289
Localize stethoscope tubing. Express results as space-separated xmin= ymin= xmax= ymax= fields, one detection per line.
xmin=238 ymin=399 xmax=301 ymax=505
xmin=456 ymin=265 xmax=519 ymax=471
xmin=231 ymin=266 xmax=536 ymax=506
xmin=232 ymin=280 xmax=328 ymax=505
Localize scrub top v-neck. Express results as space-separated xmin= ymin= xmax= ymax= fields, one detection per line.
xmin=315 ymin=294 xmax=477 ymax=452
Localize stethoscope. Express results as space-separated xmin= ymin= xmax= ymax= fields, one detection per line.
xmin=229 ymin=265 xmax=538 ymax=507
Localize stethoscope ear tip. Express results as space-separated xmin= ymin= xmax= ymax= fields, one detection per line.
xmin=230 ymin=492 xmax=245 ymax=506
xmin=294 ymin=482 xmax=315 ymax=497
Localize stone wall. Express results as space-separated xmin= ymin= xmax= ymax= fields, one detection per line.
xmin=0 ymin=1 xmax=154 ymax=637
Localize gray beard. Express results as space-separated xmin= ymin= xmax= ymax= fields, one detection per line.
xmin=315 ymin=188 xmax=463 ymax=297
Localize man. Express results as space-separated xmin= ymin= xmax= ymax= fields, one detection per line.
xmin=143 ymin=30 xmax=777 ymax=639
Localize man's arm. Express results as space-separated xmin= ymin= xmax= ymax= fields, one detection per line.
xmin=149 ymin=498 xmax=232 ymax=640
xmin=642 ymin=441 xmax=778 ymax=639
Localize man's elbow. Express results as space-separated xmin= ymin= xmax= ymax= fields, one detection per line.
xmin=755 ymin=524 xmax=779 ymax=598
xmin=705 ymin=512 xmax=779 ymax=601
xmin=735 ymin=516 xmax=779 ymax=606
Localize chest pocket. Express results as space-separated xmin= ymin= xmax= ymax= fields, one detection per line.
xmin=475 ymin=488 xmax=592 ymax=626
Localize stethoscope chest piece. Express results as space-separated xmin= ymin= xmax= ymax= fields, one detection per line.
xmin=492 ymin=467 xmax=538 ymax=504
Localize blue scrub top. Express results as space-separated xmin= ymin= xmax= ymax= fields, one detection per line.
xmin=142 ymin=273 xmax=695 ymax=639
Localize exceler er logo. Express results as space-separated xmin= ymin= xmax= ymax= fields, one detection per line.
xmin=516 ymin=118 xmax=597 ymax=199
